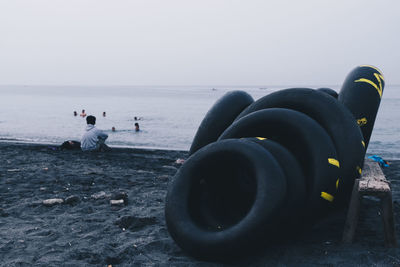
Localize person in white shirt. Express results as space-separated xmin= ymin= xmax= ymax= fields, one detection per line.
xmin=81 ymin=115 xmax=110 ymax=152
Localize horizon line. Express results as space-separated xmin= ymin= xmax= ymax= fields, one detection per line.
xmin=1 ymin=83 xmax=399 ymax=88
xmin=0 ymin=83 xmax=343 ymax=87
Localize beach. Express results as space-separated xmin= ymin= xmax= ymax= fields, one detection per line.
xmin=1 ymin=142 xmax=400 ymax=266
xmin=1 ymin=0 xmax=399 ymax=265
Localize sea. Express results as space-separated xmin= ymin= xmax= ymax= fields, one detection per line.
xmin=0 ymin=85 xmax=399 ymax=159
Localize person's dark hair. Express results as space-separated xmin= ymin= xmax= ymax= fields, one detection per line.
xmin=86 ymin=115 xmax=96 ymax=125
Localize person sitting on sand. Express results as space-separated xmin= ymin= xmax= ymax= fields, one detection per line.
xmin=81 ymin=115 xmax=110 ymax=152
xmin=80 ymin=109 xmax=87 ymax=117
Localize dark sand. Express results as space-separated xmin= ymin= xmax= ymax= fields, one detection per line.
xmin=1 ymin=142 xmax=399 ymax=266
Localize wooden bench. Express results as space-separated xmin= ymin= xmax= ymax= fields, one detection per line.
xmin=342 ymin=158 xmax=397 ymax=247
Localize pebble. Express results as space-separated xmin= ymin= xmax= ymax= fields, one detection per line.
xmin=175 ymin=158 xmax=185 ymax=164
xmin=110 ymin=199 xmax=124 ymax=205
xmin=91 ymin=191 xmax=109 ymax=199
xmin=43 ymin=198 xmax=64 ymax=206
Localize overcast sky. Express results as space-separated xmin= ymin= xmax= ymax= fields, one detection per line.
xmin=0 ymin=0 xmax=399 ymax=86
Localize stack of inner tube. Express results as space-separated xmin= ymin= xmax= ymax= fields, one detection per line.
xmin=165 ymin=65 xmax=385 ymax=261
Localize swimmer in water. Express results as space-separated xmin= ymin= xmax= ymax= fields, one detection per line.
xmin=80 ymin=109 xmax=87 ymax=117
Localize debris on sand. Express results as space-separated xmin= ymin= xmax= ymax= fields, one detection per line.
xmin=112 ymin=191 xmax=128 ymax=200
xmin=91 ymin=191 xmax=110 ymax=199
xmin=43 ymin=198 xmax=64 ymax=206
xmin=110 ymin=199 xmax=124 ymax=205
xmin=175 ymin=158 xmax=185 ymax=164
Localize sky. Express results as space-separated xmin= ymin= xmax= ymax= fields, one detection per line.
xmin=0 ymin=0 xmax=399 ymax=86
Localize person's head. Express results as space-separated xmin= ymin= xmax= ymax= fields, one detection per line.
xmin=82 ymin=109 xmax=85 ymax=113
xmin=134 ymin=116 xmax=137 ymax=121
xmin=86 ymin=115 xmax=96 ymax=125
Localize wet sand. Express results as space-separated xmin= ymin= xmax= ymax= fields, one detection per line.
xmin=0 ymin=142 xmax=399 ymax=266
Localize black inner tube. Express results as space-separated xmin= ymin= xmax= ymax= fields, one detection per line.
xmin=188 ymin=152 xmax=257 ymax=230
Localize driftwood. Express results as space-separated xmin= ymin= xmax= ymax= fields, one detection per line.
xmin=342 ymin=158 xmax=397 ymax=247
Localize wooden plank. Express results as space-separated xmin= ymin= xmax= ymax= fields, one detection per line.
xmin=343 ymin=158 xmax=397 ymax=247
xmin=361 ymin=158 xmax=388 ymax=182
xmin=359 ymin=159 xmax=390 ymax=192
xmin=343 ymin=179 xmax=361 ymax=244
xmin=359 ymin=180 xmax=390 ymax=193
xmin=380 ymin=193 xmax=398 ymax=247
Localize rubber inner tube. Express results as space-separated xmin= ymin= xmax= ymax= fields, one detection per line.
xmin=165 ymin=139 xmax=286 ymax=260
xmin=246 ymin=137 xmax=306 ymax=223
xmin=219 ymin=108 xmax=339 ymax=215
xmin=235 ymin=88 xmax=364 ymax=204
xmin=339 ymin=65 xmax=384 ymax=149
xmin=317 ymin=88 xmax=338 ymax=99
xmin=189 ymin=90 xmax=253 ymax=155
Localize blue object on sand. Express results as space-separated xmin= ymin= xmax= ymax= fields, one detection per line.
xmin=368 ymin=155 xmax=389 ymax=167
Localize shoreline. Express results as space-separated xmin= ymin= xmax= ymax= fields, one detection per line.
xmin=0 ymin=140 xmax=189 ymax=153
xmin=1 ymin=140 xmax=397 ymax=161
xmin=0 ymin=142 xmax=399 ymax=266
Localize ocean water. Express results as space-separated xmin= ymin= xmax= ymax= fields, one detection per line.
xmin=0 ymin=85 xmax=399 ymax=159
